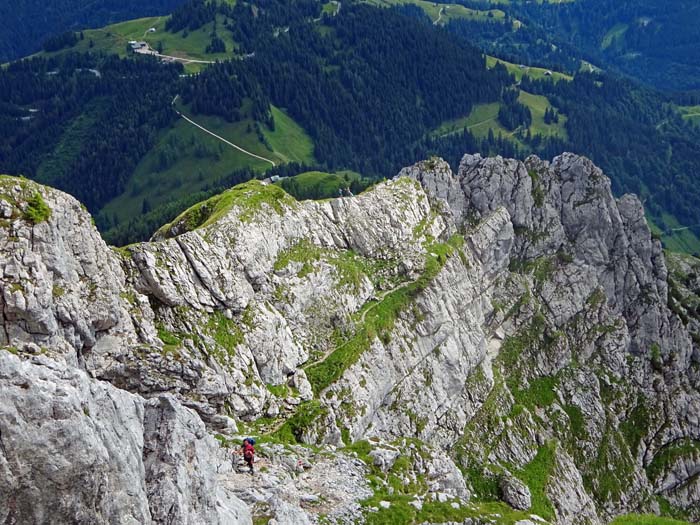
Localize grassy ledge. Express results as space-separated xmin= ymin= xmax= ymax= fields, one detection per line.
xmin=610 ymin=515 xmax=694 ymax=525
xmin=305 ymin=235 xmax=465 ymax=395
xmin=156 ymin=179 xmax=297 ymax=236
xmin=24 ymin=192 xmax=52 ymax=224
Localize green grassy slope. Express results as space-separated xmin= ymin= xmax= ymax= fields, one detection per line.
xmin=518 ymin=90 xmax=568 ymax=139
xmin=610 ymin=515 xmax=693 ymax=525
xmin=601 ymin=23 xmax=629 ymax=50
xmin=263 ymin=106 xmax=316 ymax=165
xmin=486 ymin=55 xmax=573 ymax=83
xmin=648 ymin=214 xmax=700 ymax=255
xmin=98 ymin=103 xmax=315 ymax=227
xmin=432 ymin=102 xmax=503 ymax=139
xmin=678 ymin=105 xmax=700 ymax=127
xmin=431 ymin=90 xmax=567 ymax=142
xmin=274 ymin=170 xmax=369 ymax=200
xmin=37 ymin=15 xmax=236 ymax=72
xmin=364 ymin=0 xmax=506 ymax=24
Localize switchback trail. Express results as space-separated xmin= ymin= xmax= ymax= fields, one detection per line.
xmin=171 ymin=95 xmax=276 ymax=167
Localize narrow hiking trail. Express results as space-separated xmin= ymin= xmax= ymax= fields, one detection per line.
xmin=156 ymin=52 xmax=214 ymax=64
xmin=301 ymin=278 xmax=414 ymax=372
xmin=171 ymin=95 xmax=276 ymax=167
xmin=255 ymin=278 xmax=416 ymax=436
xmin=435 ymin=115 xmax=498 ymax=138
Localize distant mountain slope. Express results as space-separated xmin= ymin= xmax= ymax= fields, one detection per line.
xmin=0 ymin=0 xmax=185 ymax=63
xmin=446 ymin=0 xmax=700 ymax=91
xmin=3 ymin=0 xmax=700 ymax=253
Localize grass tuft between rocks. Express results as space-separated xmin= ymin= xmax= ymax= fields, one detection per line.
xmin=24 ymin=192 xmax=51 ymax=224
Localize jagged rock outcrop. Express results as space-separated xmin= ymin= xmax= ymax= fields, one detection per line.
xmin=1 ymin=152 xmax=700 ymax=524
xmin=0 ymin=352 xmax=250 ymax=524
xmin=402 ymin=153 xmax=700 ymax=523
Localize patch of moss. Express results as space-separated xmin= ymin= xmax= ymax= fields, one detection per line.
xmin=206 ymin=311 xmax=245 ymax=361
xmin=510 ymin=375 xmax=559 ymax=410
xmin=266 ymin=383 xmax=288 ymax=398
xmin=270 ymin=400 xmax=328 ymax=444
xmin=120 ymin=290 xmax=138 ymax=305
xmin=156 ymin=323 xmax=182 ymax=356
xmin=23 ymin=192 xmax=51 ymax=224
xmin=656 ymin=496 xmax=693 ymax=522
xmin=508 ymin=256 xmax=554 ymax=285
xmin=514 ymin=442 xmax=556 ymax=521
xmin=52 ymin=285 xmax=65 ymax=298
xmin=498 ymin=312 xmax=547 ymax=375
xmin=275 ymin=240 xmax=395 ymax=292
xmin=463 ymin=465 xmax=501 ymax=500
xmin=646 ymin=439 xmax=700 ymax=482
xmin=585 ymin=426 xmax=636 ymax=502
xmin=274 ymin=239 xmax=322 ymax=275
xmin=619 ymin=396 xmax=650 ymax=456
xmin=587 ymin=287 xmax=606 ymax=307
xmin=528 ymin=169 xmax=546 ymax=208
xmin=564 ymin=404 xmax=588 ymax=441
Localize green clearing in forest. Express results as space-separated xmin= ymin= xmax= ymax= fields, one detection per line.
xmin=37 ymin=15 xmax=237 ymax=73
xmin=486 ymin=55 xmax=573 ymax=83
xmin=432 ymin=90 xmax=567 ymax=142
xmin=98 ymin=103 xmax=314 ymax=227
xmin=365 ymin=0 xmax=505 ymax=25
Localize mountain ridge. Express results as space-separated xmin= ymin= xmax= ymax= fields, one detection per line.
xmin=1 ymin=152 xmax=698 ymax=523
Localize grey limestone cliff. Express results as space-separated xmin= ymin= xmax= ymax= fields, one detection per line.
xmin=1 ymin=153 xmax=699 ymax=524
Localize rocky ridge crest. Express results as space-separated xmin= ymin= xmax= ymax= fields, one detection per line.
xmin=0 ymin=154 xmax=699 ymax=524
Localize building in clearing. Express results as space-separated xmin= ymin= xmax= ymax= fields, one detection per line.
xmin=129 ymin=41 xmax=149 ymax=51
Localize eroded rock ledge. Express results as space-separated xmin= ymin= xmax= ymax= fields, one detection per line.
xmin=1 ymin=154 xmax=699 ymax=524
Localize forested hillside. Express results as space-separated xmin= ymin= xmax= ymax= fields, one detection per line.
xmin=2 ymin=0 xmax=700 ymax=251
xmin=0 ymin=0 xmax=185 ymax=63
xmin=444 ymin=0 xmax=700 ymax=91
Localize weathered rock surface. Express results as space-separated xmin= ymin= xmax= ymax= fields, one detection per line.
xmin=500 ymin=473 xmax=532 ymax=511
xmin=0 ymin=352 xmax=250 ymax=524
xmin=2 ymin=152 xmax=700 ymax=524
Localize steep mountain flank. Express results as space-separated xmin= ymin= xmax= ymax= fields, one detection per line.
xmin=0 ymin=154 xmax=698 ymax=524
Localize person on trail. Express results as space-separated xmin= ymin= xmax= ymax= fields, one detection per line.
xmin=241 ymin=438 xmax=255 ymax=475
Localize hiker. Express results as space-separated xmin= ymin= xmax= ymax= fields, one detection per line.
xmin=343 ymin=186 xmax=354 ymax=197
xmin=338 ymin=187 xmax=343 ymax=198
xmin=239 ymin=438 xmax=255 ymax=475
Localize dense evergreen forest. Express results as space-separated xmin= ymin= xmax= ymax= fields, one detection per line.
xmin=0 ymin=54 xmax=181 ymax=211
xmin=1 ymin=0 xmax=700 ymax=247
xmin=445 ymin=0 xmax=700 ymax=91
xmin=0 ymin=0 xmax=185 ymax=63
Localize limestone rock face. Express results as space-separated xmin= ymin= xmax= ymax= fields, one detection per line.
xmin=0 ymin=352 xmax=250 ymax=525
xmin=0 ymin=352 xmax=150 ymax=525
xmin=405 ymin=153 xmax=700 ymax=523
xmin=2 ymin=152 xmax=700 ymax=524
xmin=500 ymin=473 xmax=532 ymax=511
xmin=0 ymin=178 xmax=146 ymax=364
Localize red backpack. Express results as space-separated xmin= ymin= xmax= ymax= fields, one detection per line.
xmin=243 ymin=443 xmax=255 ymax=460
